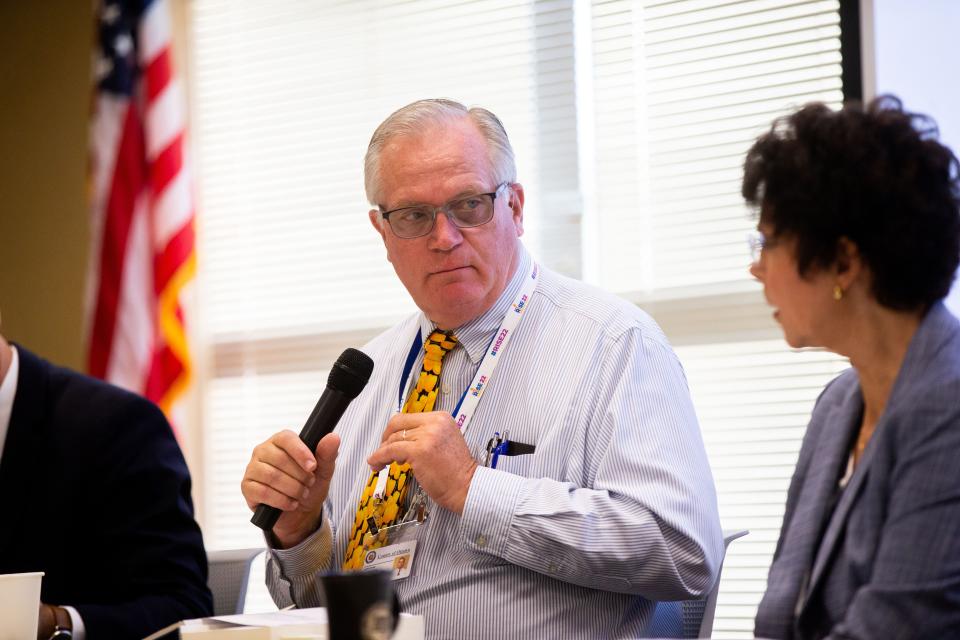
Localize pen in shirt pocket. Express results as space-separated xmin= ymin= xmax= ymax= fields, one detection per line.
xmin=484 ymin=430 xmax=536 ymax=469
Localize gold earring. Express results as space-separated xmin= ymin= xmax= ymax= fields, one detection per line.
xmin=833 ymin=284 xmax=844 ymax=301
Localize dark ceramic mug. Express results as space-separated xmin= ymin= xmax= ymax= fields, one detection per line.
xmin=319 ymin=570 xmax=400 ymax=640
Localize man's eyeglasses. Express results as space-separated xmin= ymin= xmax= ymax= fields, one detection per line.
xmin=379 ymin=183 xmax=509 ymax=239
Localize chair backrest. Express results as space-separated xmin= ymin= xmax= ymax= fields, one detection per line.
xmin=206 ymin=548 xmax=264 ymax=616
xmin=646 ymin=529 xmax=749 ymax=638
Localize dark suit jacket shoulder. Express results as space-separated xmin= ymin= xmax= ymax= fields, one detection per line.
xmin=0 ymin=345 xmax=212 ymax=639
xmin=755 ymin=303 xmax=960 ymax=640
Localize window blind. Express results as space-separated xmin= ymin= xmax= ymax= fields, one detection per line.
xmin=191 ymin=0 xmax=581 ymax=340
xmin=675 ymin=340 xmax=849 ymax=638
xmin=588 ymin=0 xmax=842 ymax=293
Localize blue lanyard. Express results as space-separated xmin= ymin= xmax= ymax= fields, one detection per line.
xmin=397 ymin=331 xmax=423 ymax=411
xmin=396 ymin=328 xmax=495 ymax=417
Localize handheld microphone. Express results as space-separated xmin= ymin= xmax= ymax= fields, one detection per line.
xmin=250 ymin=347 xmax=374 ymax=532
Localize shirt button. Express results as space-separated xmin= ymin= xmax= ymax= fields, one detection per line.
xmin=476 ymin=535 xmax=487 ymax=548
xmin=548 ymin=562 xmax=559 ymax=574
xmin=442 ymin=383 xmax=452 ymax=395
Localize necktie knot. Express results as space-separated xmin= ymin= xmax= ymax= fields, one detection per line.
xmin=424 ymin=329 xmax=458 ymax=361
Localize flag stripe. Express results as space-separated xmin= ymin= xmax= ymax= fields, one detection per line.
xmin=153 ymin=167 xmax=193 ymax=250
xmin=146 ymin=345 xmax=185 ymax=410
xmin=145 ymin=47 xmax=173 ymax=102
xmin=155 ymin=221 xmax=195 ymax=293
xmin=85 ymin=97 xmax=125 ymax=350
xmin=88 ymin=103 xmax=145 ymax=379
xmin=146 ymin=81 xmax=184 ymax=160
xmin=105 ymin=196 xmax=153 ymax=390
xmin=151 ymin=130 xmax=183 ymax=198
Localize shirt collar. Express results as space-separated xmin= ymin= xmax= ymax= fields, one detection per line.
xmin=0 ymin=345 xmax=20 ymax=462
xmin=418 ymin=246 xmax=532 ymax=364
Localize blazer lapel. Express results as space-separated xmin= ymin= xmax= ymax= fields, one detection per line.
xmin=793 ymin=386 xmax=861 ymax=572
xmin=757 ymin=380 xmax=861 ymax=637
xmin=804 ymin=425 xmax=874 ymax=603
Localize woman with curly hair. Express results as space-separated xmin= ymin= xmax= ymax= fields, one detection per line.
xmin=746 ymin=96 xmax=960 ymax=639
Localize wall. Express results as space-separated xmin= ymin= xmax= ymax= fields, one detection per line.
xmin=872 ymin=0 xmax=960 ymax=148
xmin=868 ymin=0 xmax=960 ymax=313
xmin=0 ymin=0 xmax=93 ymax=369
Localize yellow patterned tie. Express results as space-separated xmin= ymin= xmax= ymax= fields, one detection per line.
xmin=343 ymin=329 xmax=458 ymax=569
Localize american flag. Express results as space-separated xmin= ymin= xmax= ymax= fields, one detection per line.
xmin=86 ymin=0 xmax=195 ymax=425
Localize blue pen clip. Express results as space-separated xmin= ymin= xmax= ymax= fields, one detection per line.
xmin=490 ymin=430 xmax=510 ymax=470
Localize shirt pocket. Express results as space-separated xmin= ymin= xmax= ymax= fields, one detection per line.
xmin=492 ymin=453 xmax=534 ymax=477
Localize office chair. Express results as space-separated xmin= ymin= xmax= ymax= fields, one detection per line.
xmin=206 ymin=547 xmax=265 ymax=616
xmin=647 ymin=529 xmax=749 ymax=638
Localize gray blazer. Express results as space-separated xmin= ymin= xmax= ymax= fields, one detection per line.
xmin=754 ymin=303 xmax=960 ymax=640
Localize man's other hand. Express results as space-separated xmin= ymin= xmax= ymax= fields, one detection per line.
xmin=368 ymin=411 xmax=478 ymax=514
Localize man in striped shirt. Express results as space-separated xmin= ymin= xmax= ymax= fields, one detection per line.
xmin=241 ymin=99 xmax=723 ymax=639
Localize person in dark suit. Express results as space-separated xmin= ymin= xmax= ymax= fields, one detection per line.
xmin=0 ymin=332 xmax=212 ymax=639
xmin=745 ymin=96 xmax=960 ymax=639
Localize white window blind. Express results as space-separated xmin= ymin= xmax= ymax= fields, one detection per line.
xmin=675 ymin=340 xmax=849 ymax=638
xmin=188 ymin=0 xmax=852 ymax=633
xmin=191 ymin=0 xmax=583 ymax=339
xmin=588 ymin=0 xmax=842 ymax=294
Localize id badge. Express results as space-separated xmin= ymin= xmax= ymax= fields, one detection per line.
xmin=359 ymin=519 xmax=423 ymax=580
xmin=357 ymin=487 xmax=429 ymax=580
xmin=361 ymin=539 xmax=418 ymax=580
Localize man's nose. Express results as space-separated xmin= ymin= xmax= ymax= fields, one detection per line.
xmin=749 ymin=259 xmax=763 ymax=281
xmin=429 ymin=211 xmax=463 ymax=249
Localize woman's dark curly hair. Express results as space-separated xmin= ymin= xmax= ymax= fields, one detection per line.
xmin=742 ymin=95 xmax=960 ymax=311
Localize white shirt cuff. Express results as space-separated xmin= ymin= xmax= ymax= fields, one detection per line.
xmin=62 ymin=605 xmax=85 ymax=640
xmin=460 ymin=465 xmax=524 ymax=555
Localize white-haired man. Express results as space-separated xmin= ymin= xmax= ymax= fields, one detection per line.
xmin=241 ymin=99 xmax=723 ymax=638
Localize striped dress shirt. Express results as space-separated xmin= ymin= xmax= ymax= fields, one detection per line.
xmin=266 ymin=247 xmax=723 ymax=639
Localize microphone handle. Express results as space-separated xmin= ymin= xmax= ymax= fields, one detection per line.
xmin=250 ymin=388 xmax=352 ymax=532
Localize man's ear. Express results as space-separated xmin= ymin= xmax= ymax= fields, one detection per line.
xmin=369 ymin=209 xmax=387 ymax=244
xmin=508 ymin=183 xmax=525 ymax=237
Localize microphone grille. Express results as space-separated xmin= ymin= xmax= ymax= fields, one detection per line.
xmin=327 ymin=348 xmax=374 ymax=399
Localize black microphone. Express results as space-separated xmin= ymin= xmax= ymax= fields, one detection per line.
xmin=250 ymin=347 xmax=374 ymax=532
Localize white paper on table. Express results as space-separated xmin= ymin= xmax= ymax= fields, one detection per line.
xmin=210 ymin=607 xmax=328 ymax=627
xmin=145 ymin=608 xmax=423 ymax=640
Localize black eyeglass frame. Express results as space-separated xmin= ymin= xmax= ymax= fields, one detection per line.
xmin=378 ymin=182 xmax=510 ymax=239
